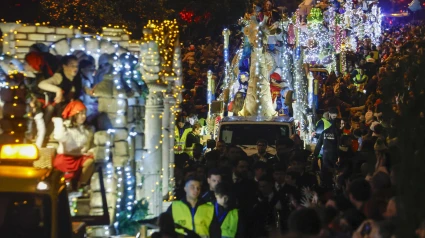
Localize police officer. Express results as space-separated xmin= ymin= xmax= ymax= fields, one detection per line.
xmin=167 ymin=177 xmax=221 ymax=238
xmin=313 ymin=107 xmax=340 ymax=188
xmin=175 ymin=116 xmax=192 ymax=154
xmin=314 ymin=111 xmax=331 ymax=140
xmin=352 ymin=64 xmax=368 ymax=92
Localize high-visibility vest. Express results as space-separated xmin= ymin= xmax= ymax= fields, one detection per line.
xmin=315 ymin=118 xmax=331 ymax=135
xmin=184 ymin=132 xmax=198 ymax=158
xmin=172 ymin=201 xmax=214 ymax=237
xmin=220 ymin=209 xmax=239 ymax=238
xmin=174 ymin=127 xmax=192 ymax=154
xmin=353 ymin=69 xmax=368 ymax=92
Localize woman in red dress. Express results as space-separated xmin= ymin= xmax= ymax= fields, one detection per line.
xmin=52 ymin=100 xmax=95 ymax=189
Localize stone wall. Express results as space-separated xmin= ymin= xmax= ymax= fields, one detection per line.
xmin=0 ymin=23 xmax=141 ymax=60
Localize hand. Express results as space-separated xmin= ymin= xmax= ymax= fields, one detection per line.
xmin=84 ymin=87 xmax=93 ymax=96
xmin=52 ymin=117 xmax=63 ymax=125
xmin=54 ymin=91 xmax=63 ymax=104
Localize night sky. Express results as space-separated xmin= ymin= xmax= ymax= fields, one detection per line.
xmin=0 ymin=0 xmax=42 ymax=22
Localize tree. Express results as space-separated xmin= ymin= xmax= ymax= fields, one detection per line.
xmin=39 ymin=0 xmax=250 ymax=39
xmin=40 ymin=0 xmax=173 ymax=37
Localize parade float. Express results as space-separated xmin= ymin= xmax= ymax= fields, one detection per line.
xmin=0 ymin=20 xmax=182 ymax=236
xmin=209 ymin=0 xmax=382 ymax=145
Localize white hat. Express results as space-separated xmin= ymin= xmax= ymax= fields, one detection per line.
xmin=274 ymin=67 xmax=282 ymax=76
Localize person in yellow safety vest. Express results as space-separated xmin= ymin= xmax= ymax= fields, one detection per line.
xmin=314 ymin=111 xmax=331 ymax=140
xmin=352 ymin=67 xmax=368 ymax=92
xmin=185 ymin=123 xmax=202 ymax=158
xmin=175 ymin=117 xmax=192 ymax=154
xmin=371 ymin=45 xmax=379 ymax=61
xmin=167 ymin=177 xmax=221 ymax=238
xmin=214 ymin=182 xmax=243 ymax=238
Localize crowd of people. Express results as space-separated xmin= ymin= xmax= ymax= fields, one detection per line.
xmin=165 ymin=18 xmax=425 ymax=238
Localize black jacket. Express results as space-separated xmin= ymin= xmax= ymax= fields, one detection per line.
xmin=201 ymin=190 xmax=216 ymax=203
xmin=314 ymin=123 xmax=340 ymax=160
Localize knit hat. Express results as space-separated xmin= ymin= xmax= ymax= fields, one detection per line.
xmin=62 ymin=100 xmax=87 ymax=119
xmin=24 ymin=52 xmax=53 ymax=76
xmin=270 ymin=72 xmax=282 ymax=83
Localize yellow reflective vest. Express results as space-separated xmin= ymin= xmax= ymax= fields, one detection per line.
xmin=353 ymin=68 xmax=368 ymax=92
xmin=172 ymin=201 xmax=214 ymax=237
xmin=175 ymin=126 xmax=192 ymax=154
xmin=220 ymin=208 xmax=239 ymax=238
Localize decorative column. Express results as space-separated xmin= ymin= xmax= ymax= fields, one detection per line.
xmin=139 ymin=39 xmax=166 ymax=218
xmin=167 ymin=35 xmax=182 ymax=200
xmin=222 ymin=28 xmax=231 ymax=116
xmin=0 ymin=23 xmax=20 ymax=55
xmin=162 ymin=95 xmax=171 ymax=198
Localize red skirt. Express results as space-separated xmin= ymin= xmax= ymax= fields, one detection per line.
xmin=53 ymin=154 xmax=93 ymax=180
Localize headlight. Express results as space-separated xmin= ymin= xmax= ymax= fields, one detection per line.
xmin=37 ymin=181 xmax=49 ymax=191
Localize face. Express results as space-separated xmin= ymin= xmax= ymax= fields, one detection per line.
xmin=255 ymin=168 xmax=266 ymax=180
xmin=273 ymin=171 xmax=285 ymax=184
xmin=235 ymin=161 xmax=249 ymax=178
xmin=290 ymin=161 xmax=305 ymax=173
xmin=285 ymin=175 xmax=296 ymax=186
xmin=264 ymin=0 xmax=272 ymax=10
xmin=178 ymin=122 xmax=185 ymax=128
xmin=329 ymin=113 xmax=338 ymax=120
xmin=196 ymin=167 xmax=205 ymax=178
xmin=184 ymin=180 xmax=201 ymax=200
xmin=81 ymin=65 xmax=95 ymax=78
xmin=340 ymin=119 xmax=345 ymax=130
xmin=75 ymin=110 xmax=87 ymax=125
xmin=63 ymin=60 xmax=79 ymax=77
xmin=252 ymin=4 xmax=257 ymax=12
xmin=216 ymin=141 xmax=226 ymax=154
xmin=193 ymin=127 xmax=202 ymax=135
xmin=215 ymin=194 xmax=228 ymax=207
xmin=207 ymin=174 xmax=222 ymax=191
xmin=256 ymin=142 xmax=267 ymax=154
xmin=227 ymin=147 xmax=241 ymax=160
xmin=258 ymin=181 xmax=273 ymax=196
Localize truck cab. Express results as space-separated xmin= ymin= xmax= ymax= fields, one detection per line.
xmin=217 ymin=116 xmax=296 ymax=156
xmin=0 ymin=144 xmax=110 ymax=238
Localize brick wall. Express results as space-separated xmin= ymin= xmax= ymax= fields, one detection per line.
xmin=0 ymin=23 xmax=140 ymax=60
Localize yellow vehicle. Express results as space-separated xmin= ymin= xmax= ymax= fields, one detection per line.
xmin=0 ymin=144 xmax=110 ymax=238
